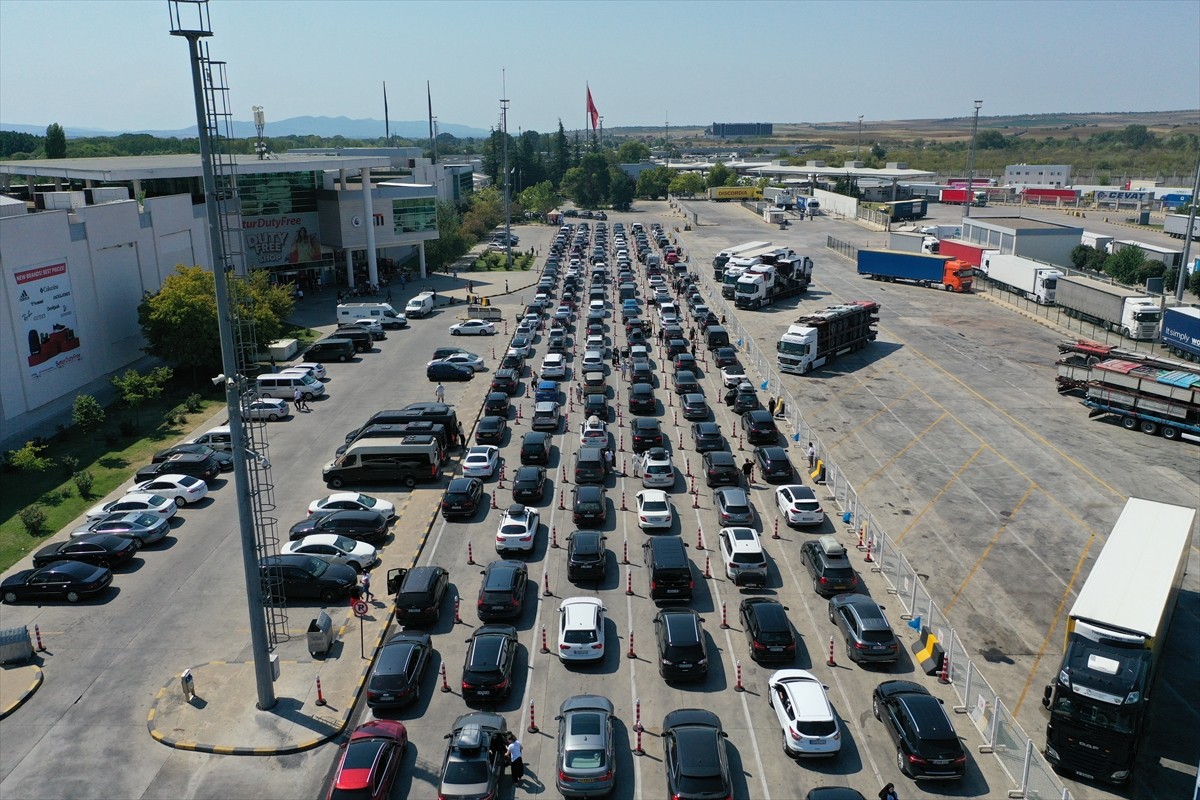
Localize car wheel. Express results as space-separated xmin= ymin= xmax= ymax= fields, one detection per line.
xmin=2 ymin=591 xmax=17 ymax=604
xmin=452 ymin=329 xmax=461 ymax=336
xmin=872 ymin=695 xmax=881 ymax=720
xmin=897 ymin=748 xmax=911 ymax=777
xmin=337 ymin=354 xmax=349 ymax=363
xmin=347 ymin=561 xmax=362 ymax=574
xmin=268 ymin=413 xmax=280 ymax=421
xmin=130 ymin=538 xmax=143 ymax=551
xmin=319 ymin=588 xmax=338 ymax=603
xmin=403 ymin=476 xmax=417 ymax=488
xmin=66 ymin=591 xmax=81 ymax=603
xmin=328 ymin=476 xmax=345 ymax=489
xmin=174 ymin=496 xmax=187 ymax=507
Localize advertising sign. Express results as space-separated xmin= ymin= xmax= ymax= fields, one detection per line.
xmin=242 ymin=212 xmax=322 ymax=269
xmin=1096 ymin=190 xmax=1152 ymax=203
xmin=10 ymin=261 xmax=82 ymax=377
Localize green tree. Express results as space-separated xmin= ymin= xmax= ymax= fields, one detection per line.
xmin=832 ymin=176 xmax=862 ymax=198
xmin=1190 ymin=271 xmax=1200 ymax=297
xmin=110 ymin=366 xmax=173 ymax=427
xmin=45 ymin=123 xmax=67 ymax=158
xmin=608 ymin=168 xmax=635 ymax=211
xmin=71 ymin=394 xmax=106 ymax=436
xmin=425 ymin=200 xmax=469 ymax=269
xmin=460 ymin=186 xmax=505 ymax=240
xmin=617 ymin=140 xmax=651 ymax=163
xmin=635 ymin=166 xmax=673 ymax=200
xmin=9 ymin=441 xmax=53 ymax=472
xmin=517 ymin=180 xmax=560 ymax=216
xmin=870 ymin=143 xmax=887 ymax=160
xmin=975 ymin=130 xmax=1010 ymax=150
xmin=561 ymin=153 xmax=610 ymax=208
xmin=668 ymin=172 xmax=705 ymax=197
xmin=1136 ymin=260 xmax=1166 ymax=285
xmin=706 ymin=162 xmax=732 ymax=188
xmin=1104 ymin=245 xmax=1146 ymax=285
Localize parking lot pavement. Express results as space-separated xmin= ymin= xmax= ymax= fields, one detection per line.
xmin=0 ymin=662 xmax=43 ymax=720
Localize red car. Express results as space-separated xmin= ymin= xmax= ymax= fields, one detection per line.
xmin=326 ymin=719 xmax=408 ymax=800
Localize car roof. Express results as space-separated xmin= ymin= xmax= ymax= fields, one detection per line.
xmin=447 ymin=477 xmax=478 ymax=491
xmin=483 ymin=560 xmax=524 ymax=590
xmin=660 ymin=608 xmax=701 ymax=642
xmin=561 ymin=596 xmax=602 ymax=626
xmin=759 ymin=446 xmax=787 ymax=458
xmin=633 ymin=417 xmax=659 ymax=429
xmin=514 ymin=465 xmax=542 ymax=480
xmin=721 ymin=527 xmax=761 ymax=551
xmin=773 ymin=670 xmax=833 ymax=717
xmin=576 ymin=485 xmax=604 ymax=500
xmin=523 ymin=431 xmax=549 ymax=443
xmin=744 ymin=597 xmax=790 ymax=629
xmin=718 ymin=487 xmax=748 ymax=503
xmin=706 ymin=451 xmax=736 ymax=465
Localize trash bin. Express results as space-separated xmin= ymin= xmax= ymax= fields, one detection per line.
xmin=0 ymin=625 xmax=34 ymax=665
xmin=307 ymin=611 xmax=334 ymax=659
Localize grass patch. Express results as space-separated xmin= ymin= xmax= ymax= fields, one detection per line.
xmin=0 ymin=385 xmax=224 ymax=572
xmin=473 ymin=252 xmax=535 ymax=272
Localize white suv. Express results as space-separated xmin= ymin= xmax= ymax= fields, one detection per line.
xmin=718 ymin=527 xmax=768 ymax=586
xmin=557 ymin=597 xmax=606 ymax=662
xmin=776 ymin=485 xmax=824 ymax=527
xmin=541 ymin=353 xmax=566 ymax=380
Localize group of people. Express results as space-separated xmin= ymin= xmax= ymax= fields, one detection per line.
xmin=488 ymin=731 xmax=526 ymax=784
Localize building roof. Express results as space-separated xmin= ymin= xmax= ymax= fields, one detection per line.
xmin=964 ymin=216 xmax=1081 ymax=232
xmin=751 ymin=164 xmax=936 ymax=180
xmin=0 ymin=153 xmax=391 ymax=181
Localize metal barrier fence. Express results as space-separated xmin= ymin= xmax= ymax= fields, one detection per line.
xmin=701 ymin=274 xmax=1072 ymax=800
xmin=826 ymin=236 xmax=859 ymax=262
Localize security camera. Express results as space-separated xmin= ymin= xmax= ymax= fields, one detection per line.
xmin=212 ymin=373 xmax=227 ymax=387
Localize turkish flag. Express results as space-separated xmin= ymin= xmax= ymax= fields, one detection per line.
xmin=586 ymin=85 xmax=599 ymax=131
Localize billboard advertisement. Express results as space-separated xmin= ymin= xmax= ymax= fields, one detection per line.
xmin=10 ymin=261 xmax=82 ymax=377
xmin=242 ymin=212 xmax=322 ymax=269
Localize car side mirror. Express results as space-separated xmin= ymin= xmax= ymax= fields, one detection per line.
xmin=554 ymin=715 xmax=563 ymax=721
xmin=480 ymin=570 xmax=486 ymax=575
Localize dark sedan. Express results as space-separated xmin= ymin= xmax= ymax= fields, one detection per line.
xmin=491 ymin=368 xmax=519 ymax=395
xmin=572 ymin=485 xmax=608 ymax=528
xmin=742 ymin=410 xmax=778 ymax=444
xmin=462 ymin=625 xmax=519 ymax=704
xmin=441 ymin=478 xmax=484 ymax=520
xmin=366 ymin=631 xmax=433 ymax=710
xmin=483 ymin=392 xmax=510 ymax=417
xmin=2 ymin=560 xmax=113 ymax=604
xmin=32 ymin=534 xmax=138 ymax=569
xmin=288 ymin=509 xmax=388 ymax=544
xmin=681 ymin=393 xmax=709 ymax=421
xmin=663 ymin=709 xmax=732 ymax=800
xmin=691 ymin=422 xmax=725 ymax=452
xmin=566 ymin=530 xmax=608 ymax=583
xmin=520 ymin=431 xmax=553 ymax=465
xmin=628 ymin=384 xmax=656 ymax=415
xmin=151 ymin=442 xmax=234 ymax=472
xmin=873 ymin=680 xmax=967 ymax=780
xmin=427 ymin=362 xmax=474 ymax=382
xmin=713 ymin=347 xmax=739 ymax=368
xmin=511 ymin=466 xmax=547 ymax=503
xmin=260 ymin=554 xmax=357 ymax=603
xmin=475 ymin=415 xmax=508 ymax=445
xmin=477 ymin=560 xmax=528 ymax=622
xmin=631 ymin=418 xmax=664 ymax=453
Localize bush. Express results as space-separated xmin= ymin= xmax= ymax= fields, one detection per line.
xmin=18 ymin=505 xmax=47 ymax=535
xmin=61 ymin=454 xmax=80 ymax=475
xmin=72 ymin=394 xmax=106 ymax=435
xmin=185 ymin=393 xmax=203 ymax=413
xmin=163 ymin=407 xmax=184 ymax=427
xmin=73 ymin=470 xmax=95 ymax=498
xmin=10 ymin=440 xmax=53 ymax=472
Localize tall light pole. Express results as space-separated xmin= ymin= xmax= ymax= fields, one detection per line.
xmin=252 ymin=106 xmax=266 ymax=160
xmin=501 ymin=73 xmax=511 ymax=270
xmin=599 ymin=116 xmax=604 ymax=150
xmin=857 ymin=115 xmax=863 ymax=161
xmin=964 ymin=100 xmax=983 ymax=218
xmin=1176 ymin=155 xmax=1200 ymax=301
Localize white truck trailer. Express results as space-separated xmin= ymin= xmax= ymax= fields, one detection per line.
xmin=981 ymin=253 xmax=1063 ymax=305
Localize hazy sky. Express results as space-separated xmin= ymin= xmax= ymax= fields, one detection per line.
xmin=1 ymin=0 xmax=1197 ymax=135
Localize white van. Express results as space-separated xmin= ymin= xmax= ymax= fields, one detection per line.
xmin=256 ymin=372 xmax=326 ymax=401
xmin=190 ymin=425 xmax=233 ymax=452
xmin=336 ymin=302 xmax=407 ymax=329
xmin=404 ymin=292 xmax=436 ymax=319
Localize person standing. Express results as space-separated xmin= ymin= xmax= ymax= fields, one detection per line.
xmin=742 ymin=458 xmax=754 ymax=485
xmin=360 ymin=569 xmax=373 ymax=602
xmin=435 ymin=382 xmax=445 ymax=403
xmin=506 ymin=733 xmax=524 ymax=784
xmin=604 ymin=448 xmax=614 ymax=473
xmin=878 ymin=783 xmax=898 ymax=800
xmin=807 ymin=442 xmax=817 ymax=470
xmin=293 ymin=386 xmax=306 ymax=413
xmin=768 ymin=397 xmax=777 ymax=416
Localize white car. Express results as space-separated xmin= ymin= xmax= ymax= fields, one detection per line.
xmin=541 ymin=353 xmax=566 ymax=380
xmin=776 ymin=485 xmax=825 ymax=527
xmin=629 ymin=345 xmax=649 ymax=365
xmin=588 ymin=300 xmax=606 ymax=314
xmin=585 ymin=335 xmax=606 ymax=354
xmin=428 ymin=352 xmax=485 ymax=372
xmin=448 ymin=319 xmax=496 ymax=336
xmin=129 ymin=474 xmax=209 ymax=506
xmin=533 ymin=293 xmax=551 ymax=308
xmin=87 ymin=493 xmax=177 ymax=522
xmin=557 ymin=597 xmax=606 ymax=663
xmin=717 ymin=527 xmax=768 ymax=586
xmin=639 ymin=448 xmax=675 ymax=489
xmin=244 ymin=397 xmax=290 ymax=421
xmin=635 ymin=489 xmax=674 ymax=531
xmin=515 ymin=322 xmax=535 ymax=338
xmin=722 ymin=365 xmax=748 ymax=388
xmin=290 ymin=362 xmax=327 ymax=380
xmin=768 ymin=669 xmax=842 ymax=757
xmin=580 ymin=416 xmax=608 ymax=449
xmin=554 ymin=305 xmax=573 ymax=321
xmin=281 ymin=533 xmax=378 ymax=573
xmin=308 ymin=492 xmax=396 ymax=519
xmin=648 ymin=274 xmax=665 ymax=288
xmin=462 ymin=446 xmax=500 ymax=478
xmin=495 ymin=503 xmax=540 ymax=554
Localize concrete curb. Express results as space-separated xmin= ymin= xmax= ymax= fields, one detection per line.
xmin=0 ymin=664 xmax=44 ymax=721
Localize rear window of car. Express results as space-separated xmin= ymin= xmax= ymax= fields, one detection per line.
xmin=731 ymin=551 xmax=764 ymax=565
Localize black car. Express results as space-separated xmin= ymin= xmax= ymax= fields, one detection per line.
xmin=804 ymin=790 xmax=867 ymax=800
xmin=627 ymin=328 xmax=648 ymax=347
xmin=673 ymin=370 xmax=701 ymax=395
xmin=829 ymin=593 xmax=901 ymax=664
xmin=662 ymin=709 xmax=732 ymax=800
xmin=259 ymin=554 xmax=357 ymax=603
xmin=428 ymin=361 xmax=474 ymax=381
xmin=654 ymin=608 xmax=709 ymax=681
xmin=151 ymin=442 xmax=234 ymax=472
xmin=477 ymin=560 xmax=528 ymax=621
xmin=681 ymin=393 xmax=709 ymax=421
xmin=630 ymin=362 xmax=654 ymax=386
xmin=548 ymin=331 xmax=568 ymax=353
xmin=583 ymin=392 xmax=609 ymax=420
xmin=442 ymin=477 xmax=484 ymax=520
xmin=572 ymin=485 xmax=607 ymax=528
xmin=631 ymin=418 xmax=663 ymax=453
xmin=520 ymin=431 xmax=553 ymax=465
xmin=566 ymin=530 xmax=608 ymax=583
xmin=1 ymin=560 xmax=113 ymax=604
xmin=628 ymin=383 xmax=656 ymax=414
xmin=511 ymin=466 xmax=547 ymax=503
xmin=462 ymin=625 xmax=519 ymax=704
xmin=500 ymin=353 xmax=524 ymax=373
xmin=740 ymin=597 xmax=797 ymax=663
xmin=475 ymin=415 xmax=508 ymax=445
xmin=673 ymin=353 xmax=698 ymax=373
xmin=666 ymin=339 xmax=689 ymax=359
xmin=703 ymin=451 xmax=741 ymax=487
xmin=713 ymin=347 xmax=739 ymax=368
xmin=366 ymin=631 xmax=433 ymax=709
xmin=873 ymin=680 xmax=967 ymax=780
xmin=732 ymin=389 xmax=759 ymax=414
xmin=483 ymin=392 xmax=510 ymax=417
xmin=288 ymin=509 xmax=388 ymax=545
xmin=491 ymin=369 xmax=520 ymax=397
xmin=134 ymin=452 xmax=220 ymax=483
xmin=741 ymin=410 xmax=778 ymax=444
xmin=390 ymin=565 xmax=449 ymax=625
xmin=691 ymin=422 xmax=725 ymax=452
xmin=31 ymin=534 xmax=138 ymax=569
xmin=754 ymin=446 xmax=793 ymax=483
xmin=800 ymin=537 xmax=859 ymax=597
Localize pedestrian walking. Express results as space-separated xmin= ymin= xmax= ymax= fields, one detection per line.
xmin=530 ymin=369 xmax=538 ymax=385
xmin=878 ymin=783 xmax=899 ymax=800
xmin=360 ymin=569 xmax=373 ymax=602
xmin=467 ymin=280 xmax=474 ymax=293
xmin=768 ymin=397 xmax=777 ymax=416
xmin=742 ymin=458 xmax=754 ymax=485
xmin=604 ymin=448 xmax=614 ymax=473
xmin=293 ymin=386 xmax=307 ymax=412
xmin=506 ymin=733 xmax=524 ymax=783
xmin=435 ymin=382 xmax=445 ymax=403
xmin=456 ymin=421 xmax=466 ymax=449
xmin=505 ymin=279 xmax=510 ymax=293
xmin=621 ymin=361 xmax=629 ymax=381
xmin=807 ymin=442 xmax=817 ymax=470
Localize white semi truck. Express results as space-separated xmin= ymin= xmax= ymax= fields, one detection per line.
xmin=1054 ymin=274 xmax=1161 ymax=340
xmin=980 ymin=253 xmax=1063 ymax=305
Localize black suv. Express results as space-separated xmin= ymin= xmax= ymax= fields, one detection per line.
xmin=740 ymin=598 xmax=797 ymax=663
xmin=483 ymin=392 xmax=510 ymax=417
xmin=643 ymin=537 xmax=692 ymax=602
xmin=441 ymin=478 xmax=484 ymax=520
xmin=628 ymin=383 xmax=656 ymax=414
xmin=511 ymin=466 xmax=546 ymax=503
xmin=566 ymin=530 xmax=608 ymax=583
xmin=491 ymin=368 xmax=519 ymax=395
xmin=389 ymin=565 xmax=449 ymax=626
xmin=800 ymin=537 xmax=859 ymax=597
xmin=691 ymin=422 xmax=724 ymax=452
xmin=630 ymin=362 xmax=654 ymax=386
xmin=572 ymin=485 xmax=607 ymax=528
xmin=754 ymin=446 xmax=793 ymax=483
xmin=287 ymin=509 xmax=388 ymax=545
xmin=741 ymin=410 xmax=778 ymax=444
xmin=673 ymin=369 xmax=700 ymax=395
xmin=477 ymin=560 xmax=528 ymax=622
xmin=662 ymin=710 xmax=732 ymax=800
xmin=152 ymin=443 xmax=233 ymax=472
xmin=520 ymin=431 xmax=552 ymax=465
xmin=583 ymin=392 xmax=609 ymax=420
xmin=462 ymin=625 xmax=519 ymax=704
xmin=872 ymin=680 xmax=967 ymax=780
xmin=631 ymin=418 xmax=664 ymax=453
xmin=475 ymin=415 xmax=507 ymax=445
xmin=134 ymin=452 xmax=221 ymax=483
xmin=654 ymin=608 xmax=709 ymax=681
xmin=702 ymin=451 xmax=741 ymax=487
xmin=829 ymin=594 xmax=900 ymax=664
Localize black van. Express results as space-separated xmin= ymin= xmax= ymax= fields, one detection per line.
xmin=330 ymin=327 xmax=373 ymax=353
xmin=345 ymin=404 xmax=459 ymax=445
xmin=643 ymin=537 xmax=693 ymax=602
xmin=336 ymin=424 xmax=448 ymax=458
xmin=574 ymin=445 xmax=607 ymax=484
xmin=704 ymin=325 xmax=730 ymax=350
xmin=305 ymin=337 xmax=356 ymax=363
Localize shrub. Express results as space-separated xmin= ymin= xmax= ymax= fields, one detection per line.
xmin=73 ymin=470 xmax=95 ymax=498
xmin=18 ymin=505 xmax=47 ymax=535
xmin=72 ymin=394 xmax=106 ymax=435
xmin=185 ymin=393 xmax=203 ymax=413
xmin=61 ymin=454 xmax=80 ymax=474
xmin=10 ymin=440 xmax=53 ymax=472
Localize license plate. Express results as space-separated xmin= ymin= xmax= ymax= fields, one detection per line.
xmin=475 ymin=690 xmax=491 ymax=696
xmin=679 ymin=663 xmax=692 ymax=668
xmin=932 ymin=759 xmax=950 ymax=765
xmin=811 ymin=739 xmax=825 ymax=745
xmin=379 ymin=694 xmax=393 ymax=701
xmin=577 ymin=778 xmax=596 ymax=784
xmin=666 ymin=588 xmax=680 ymax=594
xmin=769 ymin=647 xmax=783 ymax=652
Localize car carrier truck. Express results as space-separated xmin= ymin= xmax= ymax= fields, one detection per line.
xmin=721 ymin=245 xmax=788 ymax=298
xmin=982 ymin=253 xmax=1063 ymax=305
xmin=1043 ymin=498 xmax=1195 ymax=783
xmin=1054 ymin=339 xmax=1186 ymax=394
xmin=776 ymin=301 xmax=880 ymax=374
xmin=713 ymin=240 xmax=772 ymax=278
xmin=1055 ymin=275 xmax=1161 ymax=340
xmin=1079 ymin=358 xmax=1200 ymax=442
xmin=734 ymin=254 xmax=813 ymax=309
xmin=856 ymin=249 xmax=973 ymax=292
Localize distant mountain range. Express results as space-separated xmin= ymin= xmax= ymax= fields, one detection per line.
xmin=0 ymin=116 xmax=491 ymax=140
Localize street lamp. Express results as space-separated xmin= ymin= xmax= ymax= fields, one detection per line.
xmin=964 ymin=100 xmax=983 ymax=218
xmin=857 ymin=115 xmax=863 ymax=161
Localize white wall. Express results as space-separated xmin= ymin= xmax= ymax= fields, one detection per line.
xmin=813 ymin=188 xmax=858 ymax=218
xmin=1011 ymin=231 xmax=1081 ymax=268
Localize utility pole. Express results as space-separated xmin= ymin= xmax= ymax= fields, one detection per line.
xmin=501 ymin=71 xmax=511 ymax=270
xmin=857 ymin=115 xmax=863 ymax=161
xmin=964 ymin=100 xmax=983 ymax=218
xmin=1177 ymin=155 xmax=1200 ymax=301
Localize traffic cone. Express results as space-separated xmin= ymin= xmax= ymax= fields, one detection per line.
xmin=468 ymin=542 xmax=476 ymax=564
xmin=827 ymin=636 xmax=836 ymax=667
xmin=315 ymin=675 xmax=327 ymax=706
xmin=440 ymin=663 xmax=451 ymax=692
xmin=528 ymin=700 xmax=539 ymax=734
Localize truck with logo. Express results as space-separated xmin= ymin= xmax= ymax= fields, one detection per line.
xmin=981 ymin=253 xmax=1063 ymax=305
xmin=713 ymin=240 xmax=772 ymax=279
xmin=1160 ymin=306 xmax=1200 ymax=361
xmin=708 ymin=186 xmax=763 ymax=202
xmin=1055 ymin=275 xmax=1161 ymax=340
xmin=1043 ymin=498 xmax=1195 ymax=783
xmin=776 ymin=301 xmax=880 ymax=374
xmin=734 ymin=254 xmax=814 ymax=309
xmin=856 ymin=249 xmax=973 ymax=293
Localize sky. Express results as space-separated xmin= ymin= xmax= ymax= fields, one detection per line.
xmin=1 ymin=0 xmax=1198 ymax=136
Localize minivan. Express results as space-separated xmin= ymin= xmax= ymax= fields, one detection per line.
xmin=257 ymin=372 xmax=326 ymax=401
xmin=574 ymin=446 xmax=607 ymax=484
xmin=337 ymin=422 xmax=448 ymax=457
xmin=305 ymin=337 xmax=355 ymax=363
xmin=336 ymin=302 xmax=407 ymax=329
xmin=405 ymin=292 xmax=435 ymax=318
xmin=643 ymin=537 xmax=692 ymax=602
xmin=189 ymin=425 xmax=233 ymax=452
xmin=330 ymin=326 xmax=372 ymax=353
xmin=322 ymin=436 xmax=441 ymax=489
xmin=705 ymin=325 xmax=730 ymax=350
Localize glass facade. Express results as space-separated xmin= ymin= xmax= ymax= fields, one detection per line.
xmin=393 ymin=197 xmax=437 ymax=235
xmin=237 ymin=171 xmax=320 ymax=216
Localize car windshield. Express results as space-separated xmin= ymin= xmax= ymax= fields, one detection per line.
xmin=576 ymin=501 xmax=601 ymax=512
xmin=332 ymin=535 xmax=358 ymax=552
xmin=678 ymin=775 xmax=725 ymax=794
xmin=642 ymin=500 xmax=668 ymax=513
xmin=646 ymin=464 xmax=671 ymax=475
xmin=499 ymin=523 xmax=527 ymax=535
xmin=731 ymin=552 xmax=763 ymax=564
xmin=565 ymin=747 xmax=606 ymax=769
xmin=443 ymin=759 xmax=490 ymax=785
xmin=796 ymin=719 xmax=837 ymax=736
xmin=564 ymin=629 xmax=598 ymax=644
xmin=861 ymin=629 xmax=894 ymax=643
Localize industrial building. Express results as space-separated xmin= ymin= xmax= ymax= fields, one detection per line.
xmin=1003 ymin=164 xmax=1072 ymax=188
xmin=707 ymin=122 xmax=774 ymax=138
xmin=958 ymin=216 xmax=1084 ymax=267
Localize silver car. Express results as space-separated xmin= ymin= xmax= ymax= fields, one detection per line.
xmin=71 ymin=511 xmax=169 ymax=547
xmin=715 ymin=487 xmax=754 ymax=526
xmin=555 ymin=695 xmax=617 ymax=797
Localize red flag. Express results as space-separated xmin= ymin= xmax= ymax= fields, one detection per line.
xmin=586 ymin=85 xmax=599 ymax=131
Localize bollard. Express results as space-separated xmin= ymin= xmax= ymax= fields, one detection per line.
xmin=939 ymin=651 xmax=951 ymax=685
xmin=622 ymin=537 xmax=629 ymax=565
xmin=315 ymin=675 xmax=327 ymax=706
xmin=735 ymin=660 xmax=745 ymax=692
xmin=440 ymin=662 xmax=451 ymax=692
xmin=34 ymin=624 xmax=46 ymax=653
xmin=621 ymin=491 xmax=627 ymax=511
xmin=693 ymin=489 xmax=700 ymax=509
xmin=515 ymin=404 xmax=522 ymax=425
xmin=468 ymin=542 xmax=476 ymax=564
xmin=561 ymin=463 xmax=568 ymax=484
xmin=627 ymin=629 xmax=636 ymax=659
xmin=491 ymin=491 xmax=499 ymax=509
xmin=856 ymin=523 xmax=865 ymax=549
xmin=686 ymin=457 xmax=692 ymax=478
xmin=634 ymin=697 xmax=643 ymax=731
xmin=619 ymin=433 xmax=625 ymax=452
xmin=773 ymin=518 xmax=780 ymax=540
xmin=625 ymin=567 xmax=634 ymax=596
xmin=634 ymin=726 xmax=645 ymax=755
xmin=864 ymin=538 xmax=874 ymax=563
xmin=738 ymin=434 xmax=744 ymax=451
xmin=492 ymin=347 xmax=496 ymax=360
xmin=558 ymin=489 xmax=565 ymax=510
xmin=704 ymin=555 xmax=711 ymax=579
xmin=673 ymin=410 xmax=679 ymax=427
xmin=678 ymin=430 xmax=684 ymax=450
xmin=455 ymin=596 xmax=463 ymax=624
xmin=542 ymin=571 xmax=553 ymax=597
xmin=622 ymin=457 xmax=627 ymax=475
xmin=541 ymin=624 xmax=549 ymax=654
xmin=827 ymin=636 xmax=836 ymax=667
xmin=668 ymin=391 xmax=673 ymax=407
xmin=551 ymin=526 xmax=559 ymax=548
xmin=528 ymin=700 xmax=539 ymax=734
xmin=697 ymin=526 xmax=705 ymax=550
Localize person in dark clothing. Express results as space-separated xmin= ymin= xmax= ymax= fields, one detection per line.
xmin=878 ymin=783 xmax=898 ymax=800
xmin=724 ymin=386 xmax=738 ymax=406
xmin=742 ymin=458 xmax=754 ymax=484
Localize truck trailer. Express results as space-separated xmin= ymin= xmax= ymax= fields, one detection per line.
xmin=1080 ymin=231 xmax=1115 ymax=253
xmin=1054 ymin=274 xmax=1161 ymax=340
xmin=1043 ymin=498 xmax=1196 ymax=783
xmin=1110 ymin=240 xmax=1185 ymax=269
xmin=888 ymin=231 xmax=939 ymax=254
xmin=1160 ymin=306 xmax=1200 ymax=361
xmin=708 ymin=186 xmax=763 ymax=202
xmin=713 ymin=240 xmax=772 ymax=277
xmin=1163 ymin=213 xmax=1200 ymax=241
xmin=734 ymin=254 xmax=813 ymax=309
xmin=856 ymin=249 xmax=973 ymax=293
xmin=776 ymin=301 xmax=880 ymax=374
xmin=1054 ymin=338 xmax=1185 ymax=394
xmin=1022 ymin=187 xmax=1080 ymax=203
xmin=860 ymin=199 xmax=928 ymax=221
xmin=939 ymin=188 xmax=988 ymax=206
xmin=938 ymin=239 xmax=993 ymax=268
xmin=1081 ymin=359 xmax=1200 ymax=442
xmin=721 ymin=245 xmax=785 ymax=298
xmin=982 ymin=253 xmax=1063 ymax=305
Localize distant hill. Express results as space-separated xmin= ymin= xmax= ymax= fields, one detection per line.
xmin=0 ymin=116 xmax=491 ymax=140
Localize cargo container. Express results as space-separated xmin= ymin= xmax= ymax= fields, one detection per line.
xmin=1163 ymin=214 xmax=1200 ymax=241
xmin=1157 ymin=192 xmax=1192 ymax=210
xmin=1055 ymin=274 xmax=1161 ymax=340
xmin=856 ymin=249 xmax=972 ymax=293
xmin=1110 ymin=240 xmax=1184 ymax=269
xmin=939 ymin=188 xmax=988 ymax=206
xmin=982 ymin=253 xmax=1062 ymax=305
xmin=776 ymin=301 xmax=880 ymax=374
xmin=938 ymin=239 xmax=993 ymax=268
xmin=708 ymin=186 xmax=763 ymax=202
xmin=1080 ymin=231 xmax=1114 ymax=253
xmin=860 ymin=199 xmax=928 ymax=221
xmin=888 ymin=231 xmax=938 ymax=254
xmin=1022 ymin=187 xmax=1080 ymax=203
xmin=1160 ymin=306 xmax=1200 ymax=361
